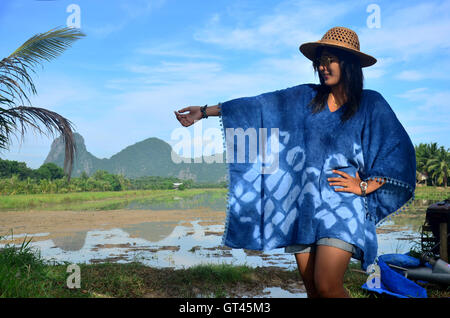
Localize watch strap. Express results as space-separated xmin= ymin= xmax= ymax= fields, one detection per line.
xmin=201 ymin=105 xmax=208 ymax=119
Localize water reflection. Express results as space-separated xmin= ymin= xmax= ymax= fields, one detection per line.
xmin=52 ymin=231 xmax=87 ymax=251
xmin=254 ymin=287 xmax=307 ymax=298
xmin=375 ymin=199 xmax=441 ymax=255
xmin=123 ymin=221 xmax=179 ymax=242
xmin=0 ymin=196 xmax=439 ymax=269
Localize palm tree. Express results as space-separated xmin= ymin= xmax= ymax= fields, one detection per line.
xmin=426 ymin=146 xmax=450 ymax=188
xmin=0 ymin=27 xmax=86 ymax=181
xmin=415 ymin=142 xmax=440 ymax=185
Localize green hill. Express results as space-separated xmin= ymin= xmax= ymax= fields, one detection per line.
xmin=44 ymin=133 xmax=227 ymax=183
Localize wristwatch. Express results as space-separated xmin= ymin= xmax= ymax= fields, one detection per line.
xmin=359 ymin=181 xmax=368 ymax=197
xmin=201 ymin=105 xmax=208 ymax=119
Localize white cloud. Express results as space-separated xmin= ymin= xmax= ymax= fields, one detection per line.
xmin=86 ymin=21 xmax=128 ymax=38
xmin=119 ymin=0 xmax=167 ymax=19
xmin=385 ymin=86 xmax=449 ymax=147
xmin=395 ymin=70 xmax=426 ymax=81
xmin=363 ymin=56 xmax=395 ymax=79
xmin=193 ymin=0 xmax=351 ymax=53
xmin=359 ymin=1 xmax=450 ymax=61
xmin=125 ymin=61 xmax=223 ymax=77
xmin=86 ymin=0 xmax=167 ymax=37
xmin=191 ymin=1 xmax=450 ymax=82
xmin=394 ymin=68 xmax=450 ymax=81
xmin=135 ymin=42 xmax=222 ymax=60
xmin=395 ymin=87 xmax=429 ymax=100
xmin=26 ymin=73 xmax=98 ymax=111
xmin=395 ymin=87 xmax=450 ymax=124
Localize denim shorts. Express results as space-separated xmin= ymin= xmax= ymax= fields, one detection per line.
xmin=284 ymin=237 xmax=356 ymax=255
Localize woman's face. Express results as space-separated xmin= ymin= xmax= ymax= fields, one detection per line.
xmin=317 ymin=49 xmax=341 ymax=86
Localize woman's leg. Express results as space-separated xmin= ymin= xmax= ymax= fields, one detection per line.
xmin=294 ymin=252 xmax=320 ymax=298
xmin=313 ymin=245 xmax=352 ymax=298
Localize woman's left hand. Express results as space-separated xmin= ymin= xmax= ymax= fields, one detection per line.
xmin=328 ymin=170 xmax=362 ymax=195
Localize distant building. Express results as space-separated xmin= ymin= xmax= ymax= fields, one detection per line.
xmin=172 ymin=182 xmax=183 ymax=189
xmin=416 ymin=171 xmax=427 ymax=184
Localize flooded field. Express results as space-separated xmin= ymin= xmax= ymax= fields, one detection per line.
xmin=0 ymin=191 xmax=439 ymax=297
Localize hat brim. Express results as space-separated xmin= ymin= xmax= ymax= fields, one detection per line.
xmin=299 ymin=41 xmax=377 ymax=68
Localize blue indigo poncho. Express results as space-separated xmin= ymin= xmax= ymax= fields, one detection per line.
xmin=218 ymin=83 xmax=416 ymax=270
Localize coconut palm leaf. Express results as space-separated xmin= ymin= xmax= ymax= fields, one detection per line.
xmin=0 ymin=27 xmax=86 ymax=103
xmin=0 ymin=106 xmax=76 ymax=178
xmin=425 ymin=146 xmax=450 ymax=187
xmin=0 ymin=27 xmax=86 ymax=180
xmin=415 ymin=142 xmax=442 ymax=185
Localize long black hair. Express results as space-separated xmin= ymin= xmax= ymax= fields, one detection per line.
xmin=308 ymin=46 xmax=364 ymax=122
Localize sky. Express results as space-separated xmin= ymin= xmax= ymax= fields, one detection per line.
xmin=0 ymin=0 xmax=449 ymax=168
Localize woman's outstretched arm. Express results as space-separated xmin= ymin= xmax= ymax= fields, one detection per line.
xmin=174 ymin=104 xmax=221 ymax=127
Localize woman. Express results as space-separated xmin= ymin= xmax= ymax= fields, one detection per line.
xmin=174 ymin=27 xmax=416 ymax=298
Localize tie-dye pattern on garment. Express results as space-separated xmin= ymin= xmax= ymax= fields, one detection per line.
xmin=218 ymin=84 xmax=416 ymax=270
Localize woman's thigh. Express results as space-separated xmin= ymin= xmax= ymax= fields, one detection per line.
xmin=294 ymin=252 xmax=315 ymax=282
xmin=313 ymin=245 xmax=352 ymax=287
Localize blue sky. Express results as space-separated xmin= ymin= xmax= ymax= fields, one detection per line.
xmin=0 ymin=0 xmax=449 ymax=168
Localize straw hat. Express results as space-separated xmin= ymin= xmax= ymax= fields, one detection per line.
xmin=299 ymin=26 xmax=377 ymax=68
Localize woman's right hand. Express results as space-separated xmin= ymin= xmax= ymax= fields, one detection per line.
xmin=174 ymin=106 xmax=202 ymax=127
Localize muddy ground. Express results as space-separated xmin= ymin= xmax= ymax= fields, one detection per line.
xmin=0 ymin=208 xmax=226 ymax=244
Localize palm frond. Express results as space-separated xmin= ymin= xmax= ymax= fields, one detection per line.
xmin=0 ymin=106 xmax=76 ymax=181
xmin=9 ymin=26 xmax=86 ymax=65
xmin=0 ymin=27 xmax=86 ymax=105
xmin=0 ymin=27 xmax=86 ymax=181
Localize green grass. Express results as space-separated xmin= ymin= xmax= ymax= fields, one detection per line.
xmin=0 ymin=237 xmax=299 ymax=298
xmin=344 ymin=263 xmax=372 ymax=298
xmin=0 ymin=186 xmax=447 ymax=212
xmin=0 ymin=188 xmax=227 ymax=211
xmin=165 ymin=263 xmax=257 ymax=298
xmin=414 ymin=186 xmax=450 ymax=201
xmin=1 ymin=239 xmax=449 ymax=298
xmin=0 ymin=236 xmax=86 ymax=297
xmin=77 ymin=262 xmax=299 ymax=298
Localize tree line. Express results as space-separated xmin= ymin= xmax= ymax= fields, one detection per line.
xmin=0 ymin=158 xmax=227 ymax=195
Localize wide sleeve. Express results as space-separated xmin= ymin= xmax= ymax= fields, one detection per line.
xmin=217 ymin=84 xmax=318 ymax=250
xmin=360 ymin=91 xmax=416 ymax=226
xmin=218 ymin=94 xmax=265 ymax=249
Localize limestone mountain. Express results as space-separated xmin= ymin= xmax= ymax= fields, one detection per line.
xmin=44 ymin=133 xmax=227 ymax=183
